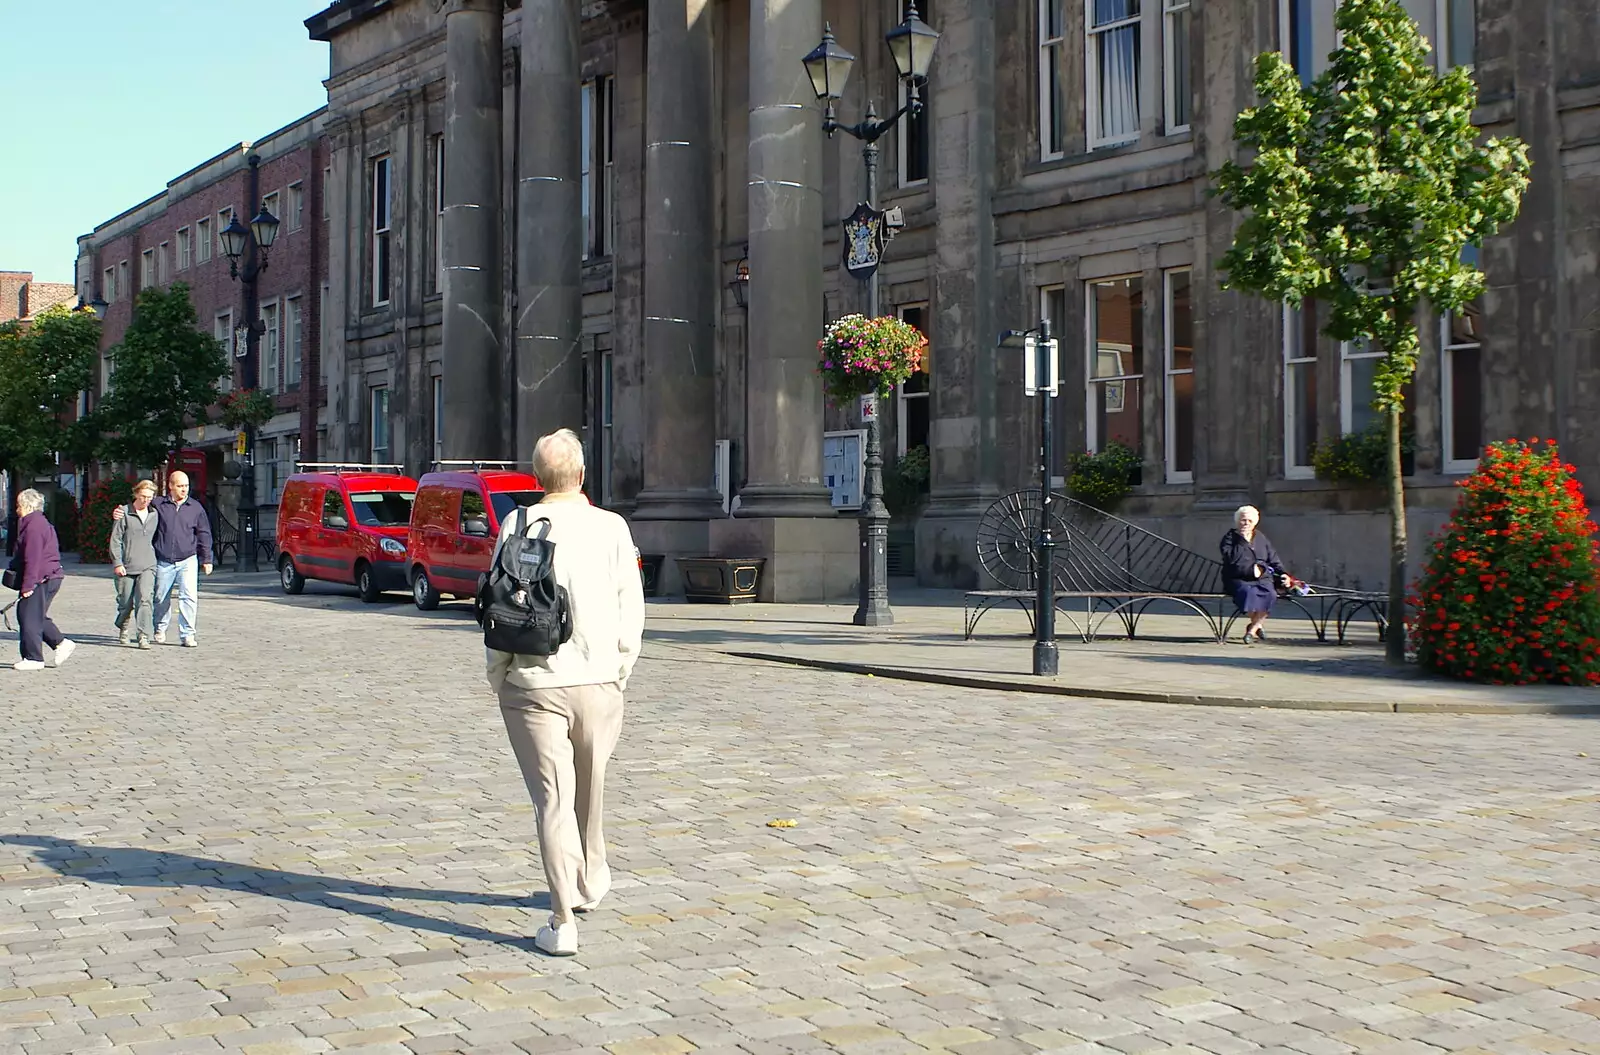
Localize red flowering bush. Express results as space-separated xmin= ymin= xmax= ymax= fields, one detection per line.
xmin=1409 ymin=438 xmax=1600 ymax=685
xmin=77 ymin=477 xmax=136 ymax=565
xmin=818 ymin=314 xmax=927 ymax=405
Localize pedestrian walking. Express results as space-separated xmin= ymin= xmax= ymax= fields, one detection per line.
xmin=5 ymin=489 xmax=75 ymax=671
xmin=109 ymin=479 xmax=160 ymax=649
xmin=485 ymin=428 xmax=645 ymax=957
xmin=116 ymin=471 xmax=213 ymax=647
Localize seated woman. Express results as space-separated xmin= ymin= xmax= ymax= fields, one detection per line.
xmin=1220 ymin=504 xmax=1291 ymax=644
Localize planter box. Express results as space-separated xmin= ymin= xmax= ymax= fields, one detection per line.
xmin=676 ymin=556 xmax=766 ymax=604
xmin=639 ymin=553 xmax=666 ymax=598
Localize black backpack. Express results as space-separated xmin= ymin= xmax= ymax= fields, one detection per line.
xmin=481 ymin=508 xmax=573 ymax=656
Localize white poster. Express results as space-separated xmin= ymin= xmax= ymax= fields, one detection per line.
xmin=823 ymin=430 xmax=866 ymax=509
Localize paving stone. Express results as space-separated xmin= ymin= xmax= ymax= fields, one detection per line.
xmin=2 ymin=575 xmax=1599 ymax=1055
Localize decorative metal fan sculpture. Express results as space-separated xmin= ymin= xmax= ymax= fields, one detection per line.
xmin=974 ymin=488 xmax=1068 ymax=590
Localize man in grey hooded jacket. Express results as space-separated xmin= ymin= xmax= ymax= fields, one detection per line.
xmin=109 ymin=479 xmax=160 ymax=648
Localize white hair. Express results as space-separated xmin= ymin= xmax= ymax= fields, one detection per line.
xmin=17 ymin=488 xmax=45 ymax=515
xmin=532 ymin=428 xmax=586 ymax=493
xmin=1234 ymin=504 xmax=1260 ymax=528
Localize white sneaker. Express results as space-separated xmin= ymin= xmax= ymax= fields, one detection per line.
xmin=181 ymin=637 xmax=197 ymax=648
xmin=51 ymin=640 xmax=76 ymax=667
xmin=154 ymin=632 xmax=166 ymax=645
xmin=534 ymin=915 xmax=577 ymax=957
xmin=13 ymin=659 xmax=46 ymax=671
xmin=117 ymin=628 xmax=131 ymax=646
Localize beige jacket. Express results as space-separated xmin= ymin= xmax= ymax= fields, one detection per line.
xmin=484 ymin=495 xmax=646 ymax=693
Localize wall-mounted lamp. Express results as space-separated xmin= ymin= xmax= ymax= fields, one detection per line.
xmin=729 ymin=256 xmax=750 ymax=310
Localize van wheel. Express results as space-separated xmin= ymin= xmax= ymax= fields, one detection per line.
xmin=412 ymin=567 xmax=440 ymax=611
xmin=279 ymin=555 xmax=305 ymax=595
xmin=356 ymin=562 xmax=381 ymax=603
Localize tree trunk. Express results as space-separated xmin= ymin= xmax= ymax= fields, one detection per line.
xmin=1385 ymin=403 xmax=1408 ymax=664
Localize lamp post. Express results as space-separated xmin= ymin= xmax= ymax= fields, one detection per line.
xmin=802 ymin=3 xmax=939 ymax=629
xmin=1000 ymin=319 xmax=1061 ymax=676
xmin=729 ymin=255 xmax=751 ymax=498
xmin=220 ymin=153 xmax=281 ymax=573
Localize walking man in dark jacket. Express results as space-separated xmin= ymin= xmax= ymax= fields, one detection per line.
xmin=150 ymin=471 xmax=213 ymax=648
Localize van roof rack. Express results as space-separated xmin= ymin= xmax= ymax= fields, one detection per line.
xmin=429 ymin=459 xmax=531 ymax=472
xmin=296 ymin=462 xmax=407 ymax=474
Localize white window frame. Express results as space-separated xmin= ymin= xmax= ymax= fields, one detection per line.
xmin=1435 ymin=0 xmax=1474 ymax=71
xmin=103 ymin=266 xmax=115 ymax=303
xmin=1040 ymin=0 xmax=1067 ymax=161
xmin=287 ymin=181 xmax=304 ymax=232
xmin=1085 ymin=274 xmax=1145 ymax=455
xmin=432 ymin=376 xmax=444 ymax=463
xmin=1163 ymin=0 xmax=1192 ymax=135
xmin=370 ymin=386 xmax=391 ymax=465
xmin=1162 ymin=269 xmax=1193 ymax=484
xmin=1339 ymin=337 xmax=1383 ymax=436
xmin=118 ymin=261 xmax=129 ymax=301
xmin=157 ymin=242 xmax=170 ymax=284
xmin=433 ymin=134 xmax=445 ymax=293
xmin=197 ymin=217 xmax=212 ymax=263
xmin=286 ymin=295 xmax=303 ymax=389
xmin=897 ymin=2 xmax=931 ymax=188
xmin=1439 ymin=310 xmax=1481 ymax=474
xmin=896 ymin=302 xmax=932 ymax=455
xmin=261 ymin=300 xmax=281 ymax=394
xmin=214 ymin=311 xmax=234 ymax=394
xmin=1086 ymin=0 xmax=1143 ymax=150
xmin=371 ymin=155 xmax=392 ymax=307
xmin=580 ymin=77 xmax=615 ymax=260
xmin=216 ymin=208 xmax=233 ymax=261
xmin=177 ymin=226 xmax=191 ymax=270
xmin=257 ymin=437 xmax=279 ymax=506
xmin=140 ymin=249 xmax=155 ymax=289
xmin=1283 ymin=302 xmax=1317 ymax=479
xmin=262 ymin=190 xmax=280 ymax=230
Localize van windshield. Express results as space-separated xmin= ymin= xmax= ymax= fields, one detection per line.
xmin=491 ymin=491 xmax=545 ymax=522
xmin=349 ymin=491 xmax=415 ymax=527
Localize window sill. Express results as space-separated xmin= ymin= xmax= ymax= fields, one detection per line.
xmin=1023 ymin=129 xmax=1195 ymax=176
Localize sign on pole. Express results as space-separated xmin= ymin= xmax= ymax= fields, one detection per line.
xmin=859 ymin=393 xmax=878 ymax=421
xmin=1023 ymin=336 xmax=1060 ymax=396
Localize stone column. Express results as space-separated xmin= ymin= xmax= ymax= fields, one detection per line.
xmin=516 ymin=0 xmax=585 ymax=460
xmin=633 ymin=0 xmax=724 ymax=519
xmin=735 ymin=0 xmax=835 ymax=518
xmin=441 ymin=0 xmax=505 ymax=461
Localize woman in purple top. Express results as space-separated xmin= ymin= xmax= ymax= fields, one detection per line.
xmin=6 ymin=489 xmax=75 ymax=671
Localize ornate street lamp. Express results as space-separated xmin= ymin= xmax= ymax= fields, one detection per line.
xmin=802 ymin=4 xmax=940 ymax=628
xmin=728 ymin=256 xmax=750 ymax=310
xmin=221 ymin=154 xmax=280 ymax=573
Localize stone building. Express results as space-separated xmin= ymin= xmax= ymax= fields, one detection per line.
xmin=304 ymin=0 xmax=1600 ymax=598
xmin=75 ymin=112 xmax=331 ymax=520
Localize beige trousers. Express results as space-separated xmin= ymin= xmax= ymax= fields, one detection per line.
xmin=497 ymin=681 xmax=624 ymax=923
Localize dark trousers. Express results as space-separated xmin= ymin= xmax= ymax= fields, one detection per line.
xmin=18 ymin=577 xmax=64 ymax=662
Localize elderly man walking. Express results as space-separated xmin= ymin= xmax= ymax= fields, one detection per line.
xmin=150 ymin=471 xmax=214 ymax=647
xmin=485 ymin=428 xmax=644 ymax=957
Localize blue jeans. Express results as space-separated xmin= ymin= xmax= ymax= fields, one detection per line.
xmin=153 ymin=557 xmax=199 ymax=640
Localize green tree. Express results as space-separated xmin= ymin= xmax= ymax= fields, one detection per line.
xmin=0 ymin=304 xmax=101 ymax=554
xmin=95 ymin=282 xmax=229 ymax=471
xmin=1213 ymin=0 xmax=1531 ymax=664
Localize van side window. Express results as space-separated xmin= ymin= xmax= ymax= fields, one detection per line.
xmin=322 ymin=491 xmax=347 ymax=527
xmin=460 ymin=489 xmax=490 ymax=536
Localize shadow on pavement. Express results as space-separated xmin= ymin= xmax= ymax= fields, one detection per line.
xmin=1 ymin=834 xmax=546 ymax=950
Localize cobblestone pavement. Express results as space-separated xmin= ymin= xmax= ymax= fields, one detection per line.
xmin=3 ymin=569 xmax=1600 ymax=1055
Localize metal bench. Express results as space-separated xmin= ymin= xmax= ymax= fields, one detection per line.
xmin=965 ymin=489 xmax=1388 ymax=644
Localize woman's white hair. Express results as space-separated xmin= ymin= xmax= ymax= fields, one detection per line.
xmin=1233 ymin=504 xmax=1260 ymax=528
xmin=17 ymin=488 xmax=45 ymax=514
xmin=532 ymin=428 xmax=586 ymax=493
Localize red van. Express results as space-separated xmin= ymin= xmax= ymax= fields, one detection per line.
xmin=276 ymin=466 xmax=419 ymax=602
xmin=405 ymin=465 xmax=543 ymax=610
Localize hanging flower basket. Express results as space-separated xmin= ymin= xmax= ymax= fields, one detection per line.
xmin=817 ymin=313 xmax=928 ymax=406
xmin=218 ymin=388 xmax=276 ymax=431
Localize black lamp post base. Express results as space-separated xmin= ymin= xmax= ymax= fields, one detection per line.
xmin=1032 ymin=640 xmax=1059 ymax=677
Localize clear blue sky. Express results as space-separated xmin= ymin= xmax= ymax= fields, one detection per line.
xmin=0 ymin=2 xmax=332 ymax=284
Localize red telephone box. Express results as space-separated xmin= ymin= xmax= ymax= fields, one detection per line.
xmin=165 ymin=448 xmax=208 ymax=495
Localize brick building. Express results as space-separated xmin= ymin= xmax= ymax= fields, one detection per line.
xmin=74 ymin=111 xmax=331 ymax=526
xmin=0 ymin=271 xmax=77 ymax=326
xmin=304 ymin=0 xmax=1599 ymax=596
